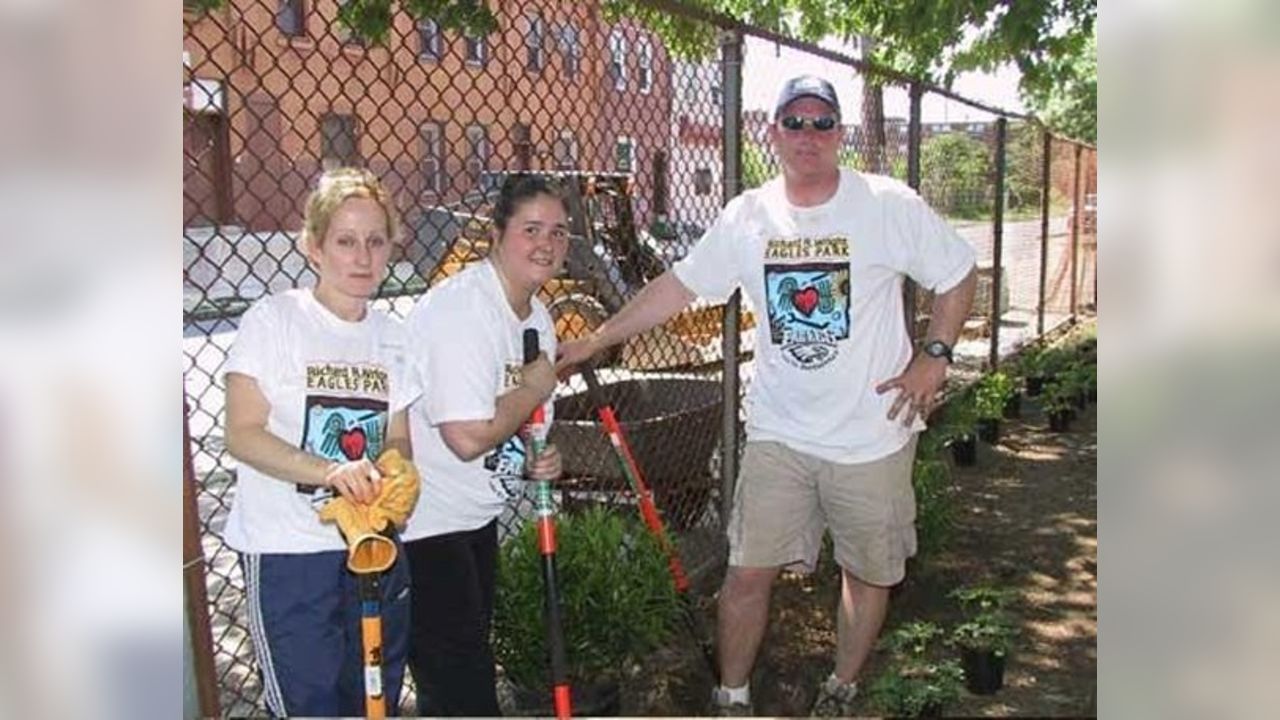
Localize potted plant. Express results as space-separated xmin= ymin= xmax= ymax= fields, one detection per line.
xmin=936 ymin=394 xmax=978 ymax=467
xmin=973 ymin=372 xmax=1015 ymax=442
xmin=868 ymin=622 xmax=965 ymax=717
xmin=948 ymin=586 xmax=1018 ymax=694
xmin=950 ymin=612 xmax=1017 ymax=695
xmin=1016 ymin=348 xmax=1048 ymax=397
xmin=493 ymin=507 xmax=681 ymax=716
xmin=1041 ymin=379 xmax=1075 ymax=432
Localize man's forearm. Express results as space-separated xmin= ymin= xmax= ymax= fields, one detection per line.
xmin=924 ymin=268 xmax=978 ymax=344
xmin=594 ymin=270 xmax=697 ymax=349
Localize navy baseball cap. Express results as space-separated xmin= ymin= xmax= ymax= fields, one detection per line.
xmin=774 ymin=75 xmax=841 ymax=119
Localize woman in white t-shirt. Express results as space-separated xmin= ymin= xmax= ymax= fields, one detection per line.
xmin=222 ymin=168 xmax=414 ymax=717
xmin=401 ymin=174 xmax=567 ymax=716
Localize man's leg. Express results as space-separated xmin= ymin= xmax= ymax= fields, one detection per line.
xmin=833 ymin=569 xmax=890 ymax=683
xmin=716 ymin=565 xmax=782 ymax=687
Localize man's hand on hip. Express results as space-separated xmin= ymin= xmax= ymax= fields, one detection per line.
xmin=874 ymin=355 xmax=949 ymax=427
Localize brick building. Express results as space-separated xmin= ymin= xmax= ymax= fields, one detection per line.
xmin=183 ymin=0 xmax=673 ymax=236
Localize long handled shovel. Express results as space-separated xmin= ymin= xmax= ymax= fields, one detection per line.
xmin=578 ymin=363 xmax=718 ymax=679
xmin=524 ymin=329 xmax=573 ymax=719
xmin=348 ymin=536 xmax=397 ymax=719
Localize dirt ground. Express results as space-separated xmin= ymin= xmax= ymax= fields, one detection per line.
xmin=623 ymin=393 xmax=1097 ymax=717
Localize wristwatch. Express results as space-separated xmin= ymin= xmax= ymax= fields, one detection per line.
xmin=922 ymin=340 xmax=954 ymax=364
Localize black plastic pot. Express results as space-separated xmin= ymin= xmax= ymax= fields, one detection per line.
xmin=1002 ymin=392 xmax=1022 ymax=419
xmin=950 ymin=434 xmax=977 ymax=467
xmin=977 ymin=418 xmax=1001 ymax=444
xmin=1026 ymin=375 xmax=1047 ymax=397
xmin=1049 ymin=409 xmax=1072 ymax=432
xmin=961 ymin=647 xmax=1006 ymax=695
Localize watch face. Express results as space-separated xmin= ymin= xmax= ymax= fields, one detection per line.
xmin=925 ymin=341 xmax=951 ymax=360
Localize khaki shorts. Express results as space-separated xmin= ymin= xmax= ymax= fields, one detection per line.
xmin=727 ymin=438 xmax=918 ymax=586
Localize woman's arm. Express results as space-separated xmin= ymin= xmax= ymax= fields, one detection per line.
xmin=224 ymin=372 xmax=381 ymax=504
xmin=437 ymin=353 xmax=556 ymax=462
xmin=384 ymin=409 xmax=412 ymax=459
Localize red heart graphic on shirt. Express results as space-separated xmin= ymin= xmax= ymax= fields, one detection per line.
xmin=339 ymin=426 xmax=366 ymax=460
xmin=792 ymin=287 xmax=819 ymax=317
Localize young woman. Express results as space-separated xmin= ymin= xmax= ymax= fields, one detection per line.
xmin=223 ymin=167 xmax=414 ymax=716
xmin=401 ymin=174 xmax=569 ymax=715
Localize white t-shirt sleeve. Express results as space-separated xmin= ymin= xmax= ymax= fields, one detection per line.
xmin=671 ymin=196 xmax=746 ymax=303
xmin=888 ymin=188 xmax=976 ymax=293
xmin=223 ymin=298 xmax=279 ymax=385
xmin=413 ymin=297 xmax=503 ymax=424
xmin=382 ymin=319 xmax=420 ymax=414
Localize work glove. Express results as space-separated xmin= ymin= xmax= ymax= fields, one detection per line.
xmin=318 ymin=448 xmax=421 ymax=574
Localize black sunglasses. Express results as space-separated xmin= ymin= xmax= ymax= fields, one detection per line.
xmin=779 ymin=115 xmax=839 ymax=132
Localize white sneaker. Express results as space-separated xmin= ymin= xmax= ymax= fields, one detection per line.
xmin=711 ymin=686 xmax=754 ymax=717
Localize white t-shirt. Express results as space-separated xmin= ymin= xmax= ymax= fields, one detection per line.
xmin=221 ymin=288 xmax=414 ymax=554
xmin=401 ymin=260 xmax=556 ymax=540
xmin=673 ymin=169 xmax=975 ymax=464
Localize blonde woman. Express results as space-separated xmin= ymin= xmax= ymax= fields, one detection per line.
xmin=223 ymin=168 xmax=414 ymax=716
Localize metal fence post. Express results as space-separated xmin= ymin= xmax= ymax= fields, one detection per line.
xmin=1038 ymin=129 xmax=1051 ymax=338
xmin=719 ymin=27 xmax=743 ymax=531
xmin=183 ymin=396 xmax=220 ymax=718
xmin=990 ymin=117 xmax=1007 ymax=368
xmin=1071 ymin=143 xmax=1083 ymax=322
xmin=904 ymin=81 xmax=923 ymax=343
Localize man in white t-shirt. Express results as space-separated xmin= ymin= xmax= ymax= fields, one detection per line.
xmin=557 ymin=75 xmax=977 ymax=715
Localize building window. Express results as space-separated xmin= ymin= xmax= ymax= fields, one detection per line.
xmin=513 ymin=123 xmax=532 ymax=171
xmin=276 ymin=0 xmax=306 ymax=37
xmin=609 ymin=29 xmax=627 ymax=91
xmin=525 ymin=14 xmax=544 ymax=72
xmin=638 ymin=40 xmax=653 ymax=94
xmin=554 ymin=130 xmax=578 ymax=170
xmin=466 ymin=124 xmax=490 ymax=187
xmin=321 ymin=113 xmax=359 ymax=170
xmin=465 ymin=33 xmax=487 ymax=65
xmin=652 ymin=151 xmax=669 ymax=214
xmin=420 ymin=122 xmax=443 ymax=194
xmin=694 ymin=167 xmax=713 ymax=196
xmin=559 ymin=23 xmax=580 ymax=79
xmin=418 ymin=19 xmax=440 ymax=60
xmin=615 ymin=136 xmax=634 ymax=173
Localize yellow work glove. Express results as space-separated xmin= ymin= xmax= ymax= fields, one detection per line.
xmin=316 ymin=448 xmax=420 ymax=574
xmin=318 ymin=499 xmax=396 ymax=574
xmin=366 ymin=448 xmax=420 ymax=532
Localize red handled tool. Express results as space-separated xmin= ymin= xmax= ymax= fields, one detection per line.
xmin=525 ymin=328 xmax=573 ymax=719
xmin=578 ymin=363 xmax=718 ymax=679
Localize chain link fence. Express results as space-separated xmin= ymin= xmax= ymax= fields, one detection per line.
xmin=183 ymin=1 xmax=1096 ymax=715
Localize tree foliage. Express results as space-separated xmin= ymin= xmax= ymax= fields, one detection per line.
xmin=603 ymin=0 xmax=1095 ymax=141
xmin=188 ymin=0 xmax=1094 ymax=141
xmin=920 ymin=133 xmax=991 ymax=219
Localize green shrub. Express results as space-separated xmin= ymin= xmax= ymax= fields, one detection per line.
xmin=974 ymin=372 xmax=1016 ymax=420
xmin=871 ymin=622 xmax=964 ymax=715
xmin=493 ymin=507 xmax=681 ymax=688
xmin=1041 ymin=377 xmax=1076 ymax=415
xmin=912 ymin=458 xmax=954 ymax=558
xmin=948 ymin=585 xmax=1015 ymax=614
xmin=950 ymin=613 xmax=1017 ymax=657
xmin=866 ymin=659 xmax=965 ymax=716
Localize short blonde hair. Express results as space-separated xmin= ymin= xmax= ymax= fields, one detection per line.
xmin=300 ymin=167 xmax=401 ymax=250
